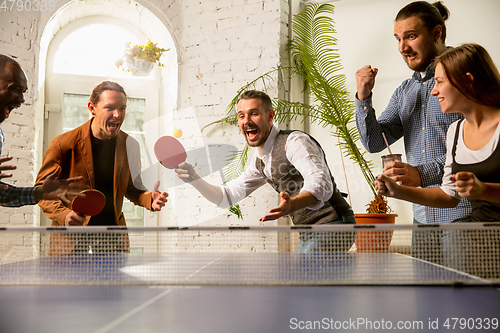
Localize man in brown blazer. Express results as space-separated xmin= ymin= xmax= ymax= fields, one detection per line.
xmin=35 ymin=81 xmax=168 ymax=255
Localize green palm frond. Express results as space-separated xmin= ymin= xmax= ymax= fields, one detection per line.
xmin=286 ymin=2 xmax=377 ymax=197
xmin=271 ymin=100 xmax=336 ymax=126
xmin=221 ymin=144 xmax=250 ymax=219
xmin=223 ymin=144 xmax=250 ymax=185
xmin=228 ymin=205 xmax=243 ymax=219
xmin=206 ymin=2 xmax=384 ymax=217
xmin=203 ymin=66 xmax=303 ymax=131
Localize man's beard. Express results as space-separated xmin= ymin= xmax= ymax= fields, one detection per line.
xmin=405 ymin=43 xmax=439 ymax=72
xmin=243 ymin=125 xmax=268 ymax=147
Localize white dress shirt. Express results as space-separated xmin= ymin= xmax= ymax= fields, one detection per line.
xmin=219 ymin=125 xmax=334 ymax=209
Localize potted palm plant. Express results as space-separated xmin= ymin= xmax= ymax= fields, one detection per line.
xmin=207 ymin=2 xmax=396 ymax=250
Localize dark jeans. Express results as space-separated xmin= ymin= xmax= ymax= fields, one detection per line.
xmin=411 ymin=217 xmax=478 ymax=272
xmin=443 ymin=219 xmax=500 ymax=279
xmin=411 ymin=219 xmax=444 ymax=265
xmin=70 ymin=233 xmax=129 ymax=255
xmin=296 ymin=211 xmax=356 ymax=253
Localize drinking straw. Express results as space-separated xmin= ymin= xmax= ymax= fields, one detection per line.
xmin=382 ymin=132 xmax=392 ymax=155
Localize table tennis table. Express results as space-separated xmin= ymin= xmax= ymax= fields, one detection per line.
xmin=1 ymin=252 xmax=499 ymax=333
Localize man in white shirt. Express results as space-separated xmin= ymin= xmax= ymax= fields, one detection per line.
xmin=176 ymin=90 xmax=355 ymax=253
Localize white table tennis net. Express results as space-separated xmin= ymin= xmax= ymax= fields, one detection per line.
xmin=0 ymin=224 xmax=498 ymax=286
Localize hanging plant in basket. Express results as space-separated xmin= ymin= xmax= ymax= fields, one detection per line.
xmin=115 ymin=39 xmax=169 ymax=76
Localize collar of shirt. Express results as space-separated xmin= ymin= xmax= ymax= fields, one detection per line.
xmin=256 ymin=124 xmax=280 ymax=161
xmin=412 ymin=63 xmax=435 ymax=83
xmin=255 ymin=124 xmax=279 ymax=179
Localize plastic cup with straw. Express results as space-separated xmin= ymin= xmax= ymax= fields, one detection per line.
xmin=381 ymin=132 xmax=402 ymax=169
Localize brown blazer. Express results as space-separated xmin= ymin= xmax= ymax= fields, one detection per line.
xmin=35 ymin=119 xmax=153 ymax=254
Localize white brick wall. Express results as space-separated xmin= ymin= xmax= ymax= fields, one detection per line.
xmin=0 ymin=6 xmax=39 ymax=235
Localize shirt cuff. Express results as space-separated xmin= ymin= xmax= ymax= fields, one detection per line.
xmin=24 ymin=187 xmax=38 ymax=205
xmin=440 ymin=184 xmax=461 ymax=200
xmin=415 ymin=164 xmax=443 ymax=188
xmin=299 ymin=188 xmax=326 ymax=210
xmin=355 ymin=92 xmax=373 ymax=109
xmin=217 ymin=186 xmax=232 ymax=209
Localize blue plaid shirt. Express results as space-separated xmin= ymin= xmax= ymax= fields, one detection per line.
xmin=355 ymin=64 xmax=471 ymax=224
xmin=0 ymin=128 xmax=37 ymax=207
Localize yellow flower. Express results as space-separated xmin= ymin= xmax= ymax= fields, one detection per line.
xmin=124 ymin=39 xmax=170 ymax=67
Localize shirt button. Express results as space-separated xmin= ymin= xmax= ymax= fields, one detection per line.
xmin=422 ymin=149 xmax=425 ymax=153
xmin=363 ymin=106 xmax=367 ymax=110
xmin=422 ymin=127 xmax=425 ymax=130
xmin=423 ymin=82 xmax=427 ymax=85
xmin=422 ymin=104 xmax=425 ymax=108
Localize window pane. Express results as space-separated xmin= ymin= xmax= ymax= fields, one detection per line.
xmin=122 ymin=98 xmax=145 ymax=132
xmin=53 ymin=24 xmax=155 ymax=80
xmin=121 ymin=98 xmax=146 ymax=229
xmin=62 ymin=94 xmax=91 ymax=131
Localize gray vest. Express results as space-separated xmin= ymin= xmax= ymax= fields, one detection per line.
xmin=256 ymin=130 xmax=352 ymax=225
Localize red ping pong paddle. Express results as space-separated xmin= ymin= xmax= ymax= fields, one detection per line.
xmin=154 ymin=136 xmax=187 ymax=169
xmin=71 ymin=189 xmax=106 ymax=216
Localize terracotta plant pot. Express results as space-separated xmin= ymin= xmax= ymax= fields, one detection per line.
xmin=354 ymin=213 xmax=397 ymax=253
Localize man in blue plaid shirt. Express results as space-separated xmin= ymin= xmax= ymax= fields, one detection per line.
xmin=0 ymin=54 xmax=83 ymax=207
xmin=354 ymin=2 xmax=471 ymax=263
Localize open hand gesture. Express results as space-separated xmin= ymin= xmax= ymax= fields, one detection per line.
xmin=151 ymin=180 xmax=169 ymax=211
xmin=259 ymin=192 xmax=293 ymax=222
xmin=36 ymin=166 xmax=84 ymax=204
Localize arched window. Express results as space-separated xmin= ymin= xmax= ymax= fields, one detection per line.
xmin=52 ymin=23 xmax=150 ymax=79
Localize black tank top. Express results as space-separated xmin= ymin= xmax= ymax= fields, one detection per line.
xmin=451 ymin=119 xmax=500 ymax=221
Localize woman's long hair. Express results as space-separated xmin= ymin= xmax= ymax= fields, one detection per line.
xmin=435 ymin=43 xmax=500 ymax=107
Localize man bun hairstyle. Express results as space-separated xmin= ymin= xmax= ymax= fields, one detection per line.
xmin=396 ymin=1 xmax=450 ymax=43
